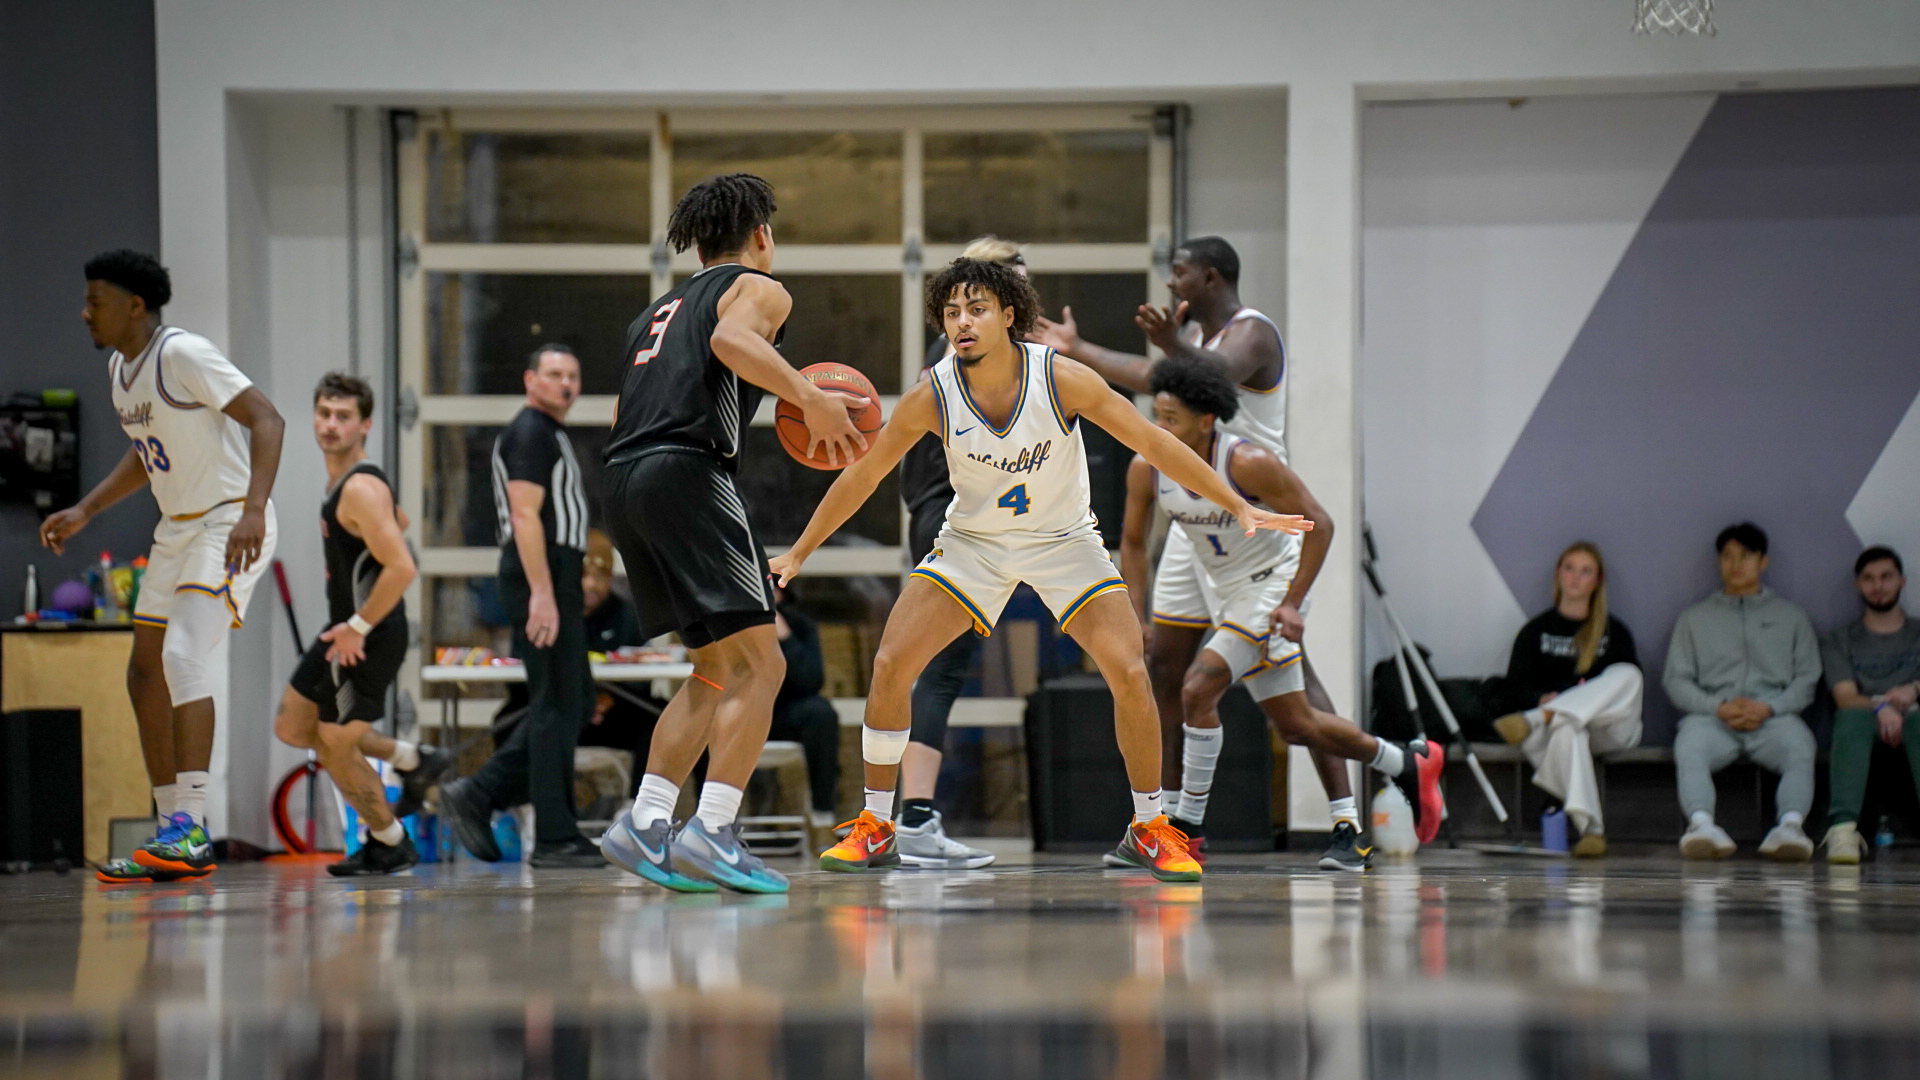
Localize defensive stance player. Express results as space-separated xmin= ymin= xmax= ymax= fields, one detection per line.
xmin=771 ymin=258 xmax=1309 ymax=883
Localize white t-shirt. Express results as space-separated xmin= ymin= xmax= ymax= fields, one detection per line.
xmin=110 ymin=327 xmax=256 ymax=518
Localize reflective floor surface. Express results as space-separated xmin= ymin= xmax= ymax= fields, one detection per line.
xmin=5 ymin=850 xmax=1920 ymax=1078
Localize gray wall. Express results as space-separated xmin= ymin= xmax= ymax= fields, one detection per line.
xmin=0 ymin=0 xmax=160 ymax=611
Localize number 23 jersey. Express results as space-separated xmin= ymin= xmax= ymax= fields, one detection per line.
xmin=110 ymin=327 xmax=256 ymax=519
xmin=927 ymin=343 xmax=1096 ymax=539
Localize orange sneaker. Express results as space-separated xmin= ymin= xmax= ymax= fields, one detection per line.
xmin=1113 ymin=815 xmax=1202 ymax=882
xmin=819 ymin=811 xmax=900 ymax=873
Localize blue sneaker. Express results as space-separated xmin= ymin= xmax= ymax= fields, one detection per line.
xmin=600 ymin=810 xmax=716 ymax=893
xmin=674 ymin=818 xmax=790 ymax=894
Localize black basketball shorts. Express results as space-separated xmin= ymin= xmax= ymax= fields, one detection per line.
xmin=289 ymin=621 xmax=407 ymax=724
xmin=604 ymin=446 xmax=776 ymax=649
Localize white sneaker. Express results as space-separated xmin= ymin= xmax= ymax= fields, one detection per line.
xmin=1760 ymin=820 xmax=1814 ymax=863
xmin=1680 ymin=819 xmax=1736 ymax=860
xmin=1825 ymin=822 xmax=1864 ymax=865
xmin=894 ymin=810 xmax=996 ymax=869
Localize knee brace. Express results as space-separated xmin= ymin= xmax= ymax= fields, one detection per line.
xmin=161 ymin=591 xmax=231 ymax=705
xmin=863 ymin=725 xmax=910 ymax=766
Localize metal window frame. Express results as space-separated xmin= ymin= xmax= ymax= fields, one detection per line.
xmin=394 ymin=105 xmax=1173 ymax=685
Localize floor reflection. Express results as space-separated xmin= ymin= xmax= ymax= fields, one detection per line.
xmin=5 ymin=853 xmax=1920 ymax=1077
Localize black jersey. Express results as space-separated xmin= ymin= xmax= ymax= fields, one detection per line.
xmin=321 ymin=461 xmax=405 ymax=629
xmin=604 ymin=264 xmax=785 ymax=469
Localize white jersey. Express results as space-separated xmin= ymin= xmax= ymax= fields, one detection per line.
xmin=110 ymin=327 xmax=256 ymax=518
xmin=1183 ymin=307 xmax=1287 ymax=462
xmin=927 ymin=342 xmax=1096 ymax=538
xmin=1155 ymin=431 xmax=1296 ymax=588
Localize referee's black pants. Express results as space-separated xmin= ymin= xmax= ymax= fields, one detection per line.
xmin=472 ymin=547 xmax=592 ymax=845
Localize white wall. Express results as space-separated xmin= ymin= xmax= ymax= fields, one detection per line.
xmin=148 ymin=0 xmax=1920 ymax=839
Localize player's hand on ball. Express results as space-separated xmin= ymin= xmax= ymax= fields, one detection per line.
xmin=1269 ymin=603 xmax=1305 ymax=644
xmin=1237 ymin=505 xmax=1311 ymax=537
xmin=39 ymin=506 xmax=90 ymax=554
xmin=768 ymin=551 xmax=803 ymax=587
xmin=320 ymin=622 xmax=367 ymax=666
xmin=226 ymin=507 xmax=269 ymax=571
xmin=802 ymin=388 xmax=869 ymax=468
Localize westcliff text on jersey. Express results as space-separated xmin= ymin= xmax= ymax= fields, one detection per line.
xmin=965 ymin=439 xmax=1053 ymax=476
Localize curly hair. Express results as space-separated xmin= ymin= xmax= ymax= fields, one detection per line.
xmin=666 ymin=173 xmax=777 ymax=259
xmin=925 ymin=258 xmax=1041 ymax=339
xmin=1149 ymin=354 xmax=1240 ymax=422
xmin=84 ymin=249 xmax=172 ymax=310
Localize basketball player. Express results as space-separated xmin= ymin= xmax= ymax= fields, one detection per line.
xmin=271 ymin=373 xmax=452 ymax=876
xmin=1034 ymin=236 xmax=1360 ymax=859
xmin=1120 ymin=358 xmax=1445 ymax=867
xmin=44 ymin=250 xmax=283 ymax=883
xmin=598 ymin=173 xmax=868 ymax=894
xmin=773 ymin=258 xmax=1311 ymax=883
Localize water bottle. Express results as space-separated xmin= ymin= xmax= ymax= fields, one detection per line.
xmin=22 ymin=564 xmax=38 ymax=618
xmin=1373 ymin=784 xmax=1419 ymax=856
xmin=1541 ymin=807 xmax=1569 ymax=852
xmin=1875 ymin=815 xmax=1896 ymax=851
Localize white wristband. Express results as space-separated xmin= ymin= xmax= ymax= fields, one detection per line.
xmin=347 ymin=614 xmax=375 ymax=636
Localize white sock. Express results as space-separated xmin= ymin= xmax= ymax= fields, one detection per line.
xmin=864 ymin=788 xmax=894 ymax=822
xmin=1690 ymin=810 xmax=1714 ymax=829
xmin=1163 ymin=790 xmax=1184 ymax=822
xmin=370 ymin=820 xmax=406 ymax=846
xmin=1369 ymin=741 xmax=1405 ymax=777
xmin=1179 ymin=724 xmax=1222 ymax=825
xmin=174 ymin=771 xmax=210 ymax=826
xmin=1780 ymin=811 xmax=1804 ymax=830
xmin=1131 ymin=789 xmax=1164 ymax=824
xmin=1329 ymin=796 xmax=1360 ymax=828
xmin=631 ymin=773 xmax=681 ymax=827
xmin=388 ymin=741 xmax=420 ymax=771
xmin=695 ymin=781 xmax=744 ymax=831
xmin=153 ymin=783 xmax=179 ymax=827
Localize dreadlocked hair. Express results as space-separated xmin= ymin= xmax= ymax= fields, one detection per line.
xmin=665 ymin=173 xmax=777 ymax=260
xmin=925 ymin=258 xmax=1042 ymax=339
xmin=1149 ymin=355 xmax=1241 ymax=422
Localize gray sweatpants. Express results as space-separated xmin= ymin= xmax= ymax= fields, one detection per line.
xmin=1672 ymin=713 xmax=1817 ymax=821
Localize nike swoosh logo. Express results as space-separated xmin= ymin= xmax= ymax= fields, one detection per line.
xmin=955 ymin=426 xmax=975 ymax=436
xmin=1356 ymin=847 xmax=1373 ymax=857
xmin=1141 ymin=843 xmax=1159 ymax=858
xmin=714 ymin=842 xmax=742 ymax=865
xmin=634 ymin=832 xmax=667 ymax=863
xmin=867 ymin=836 xmax=889 ymax=853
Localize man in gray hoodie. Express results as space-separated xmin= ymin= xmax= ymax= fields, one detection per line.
xmin=1665 ymin=522 xmax=1820 ymax=861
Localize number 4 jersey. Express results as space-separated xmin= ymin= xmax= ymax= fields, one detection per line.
xmin=926 ymin=343 xmax=1096 ymax=539
xmin=110 ymin=327 xmax=258 ymax=519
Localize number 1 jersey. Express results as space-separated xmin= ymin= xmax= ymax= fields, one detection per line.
xmin=928 ymin=343 xmax=1096 ymax=539
xmin=605 ymin=263 xmax=784 ymax=470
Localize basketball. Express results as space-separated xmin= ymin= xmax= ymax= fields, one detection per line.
xmin=775 ymin=362 xmax=882 ymax=470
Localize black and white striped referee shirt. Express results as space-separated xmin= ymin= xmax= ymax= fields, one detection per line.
xmin=491 ymin=406 xmax=588 ymax=555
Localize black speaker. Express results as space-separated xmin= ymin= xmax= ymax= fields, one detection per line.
xmin=0 ymin=709 xmax=84 ymax=871
xmin=1025 ymin=674 xmax=1272 ymax=852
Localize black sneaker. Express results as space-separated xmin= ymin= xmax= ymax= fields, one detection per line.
xmin=529 ymin=836 xmax=607 ymax=868
xmin=1317 ymin=821 xmax=1371 ymax=872
xmin=327 ymin=835 xmax=419 ymax=876
xmin=438 ymin=777 xmax=501 ymax=862
xmin=392 ymin=745 xmax=456 ymax=820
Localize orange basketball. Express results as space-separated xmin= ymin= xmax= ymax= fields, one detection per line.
xmin=775 ymin=363 xmax=882 ymax=470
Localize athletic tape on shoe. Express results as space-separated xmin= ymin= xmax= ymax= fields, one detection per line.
xmin=863 ymin=725 xmax=910 ymax=765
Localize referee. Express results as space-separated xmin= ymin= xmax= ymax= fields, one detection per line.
xmin=440 ymin=345 xmax=604 ymax=867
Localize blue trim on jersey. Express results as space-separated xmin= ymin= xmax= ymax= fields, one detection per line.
xmin=1043 ymin=349 xmax=1074 ymax=435
xmin=1218 ymin=621 xmax=1268 ymax=646
xmin=132 ymin=614 xmax=169 ymax=628
xmin=1059 ymin=578 xmax=1127 ymax=629
xmin=1151 ymin=612 xmax=1212 ymax=628
xmin=954 ymin=345 xmax=1027 ymax=438
xmin=909 ymin=567 xmax=991 ymax=635
xmin=928 ymin=372 xmax=951 ymax=446
xmin=154 ymin=342 xmax=205 ymax=411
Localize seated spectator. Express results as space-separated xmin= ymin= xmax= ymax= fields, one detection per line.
xmin=1493 ymin=541 xmax=1643 ymax=857
xmin=772 ymin=585 xmax=841 ymax=826
xmin=1820 ymin=546 xmax=1920 ymax=864
xmin=1666 ymin=522 xmax=1820 ymax=861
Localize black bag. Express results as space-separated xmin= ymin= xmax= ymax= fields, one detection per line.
xmin=1368 ymin=645 xmax=1506 ymax=745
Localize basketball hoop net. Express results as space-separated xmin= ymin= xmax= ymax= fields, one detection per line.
xmin=1633 ymin=0 xmax=1715 ymax=36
